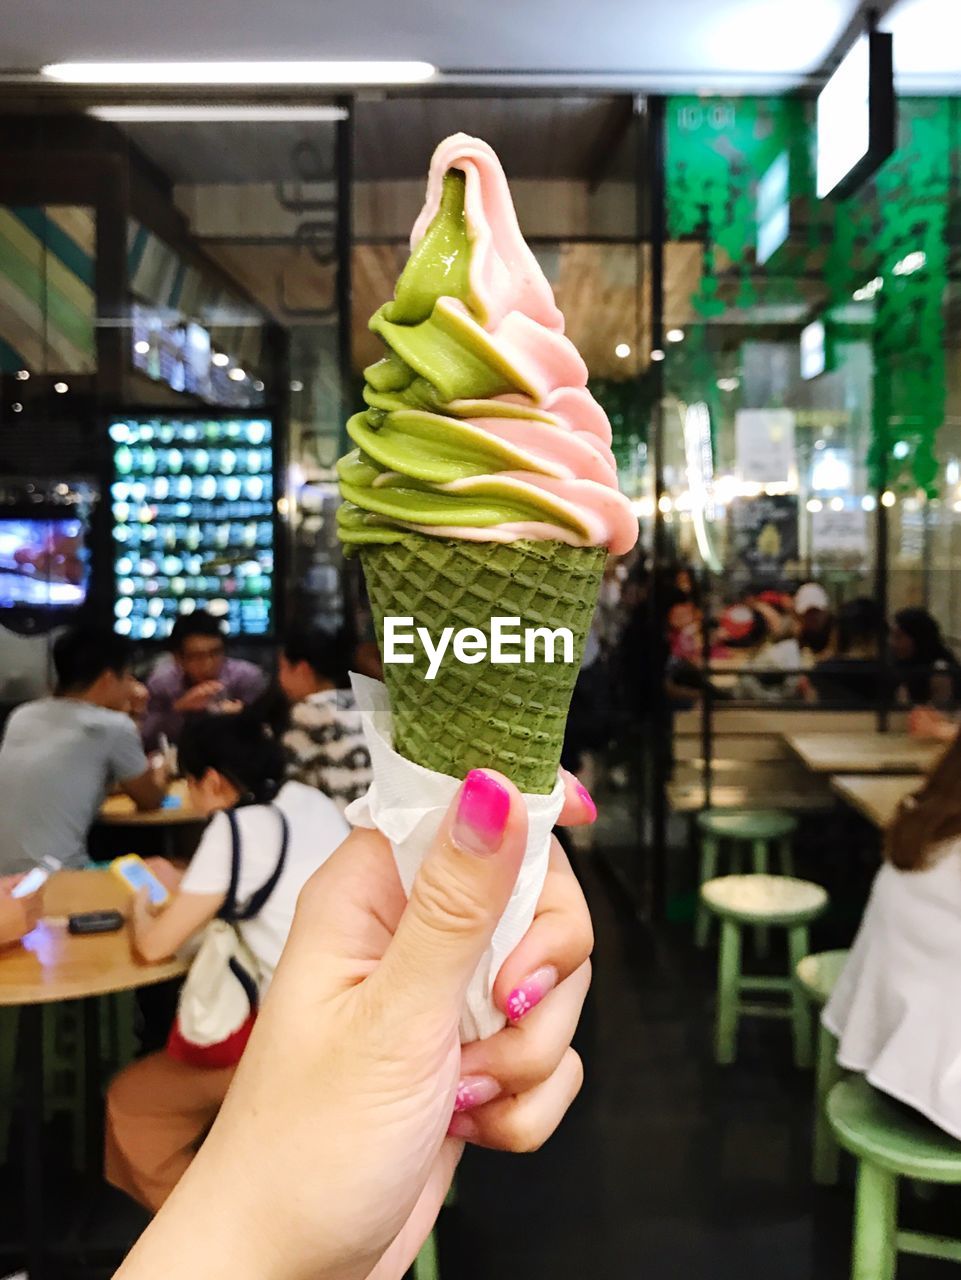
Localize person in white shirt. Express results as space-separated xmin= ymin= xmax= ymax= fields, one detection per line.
xmin=105 ymin=710 xmax=348 ymax=1211
xmin=824 ymin=732 xmax=961 ymax=1138
xmin=278 ymin=627 xmax=372 ymax=813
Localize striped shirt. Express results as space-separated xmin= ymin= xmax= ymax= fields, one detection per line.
xmin=283 ymin=688 xmax=372 ymax=814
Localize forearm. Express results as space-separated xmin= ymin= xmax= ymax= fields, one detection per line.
xmin=115 ymin=1118 xmax=378 ymax=1280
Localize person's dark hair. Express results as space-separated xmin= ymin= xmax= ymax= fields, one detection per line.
xmin=282 ymin=626 xmax=349 ymax=687
xmin=893 ymin=607 xmax=956 ymax=668
xmin=836 ymin=597 xmax=884 ymax=655
xmin=178 ymin=711 xmax=284 ymax=806
xmin=886 ymin=732 xmax=961 ymax=871
xmin=168 ymin=610 xmax=225 ymax=653
xmin=53 ymin=625 xmax=132 ymax=694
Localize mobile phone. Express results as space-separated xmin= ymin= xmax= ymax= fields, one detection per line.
xmin=68 ymin=910 xmax=124 ymax=935
xmin=12 ymin=866 xmax=49 ymax=898
xmin=111 ymin=854 xmax=170 ymax=907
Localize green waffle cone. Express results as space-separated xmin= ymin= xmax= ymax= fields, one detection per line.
xmin=361 ymin=535 xmax=605 ymax=793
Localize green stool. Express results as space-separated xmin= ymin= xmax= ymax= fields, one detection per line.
xmin=796 ymin=949 xmax=850 ymax=1185
xmin=828 ymin=1077 xmax=961 ymax=1279
xmin=700 ymin=874 xmax=828 ymax=1068
xmin=412 ymin=1230 xmax=438 ymax=1280
xmin=695 ymin=810 xmax=797 ymax=952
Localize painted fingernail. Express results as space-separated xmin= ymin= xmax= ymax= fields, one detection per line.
xmin=576 ymin=782 xmax=597 ymax=822
xmin=506 ymin=964 xmax=559 ymax=1022
xmin=451 ymin=770 xmax=511 ymax=857
xmin=454 ymin=1075 xmax=501 ymax=1113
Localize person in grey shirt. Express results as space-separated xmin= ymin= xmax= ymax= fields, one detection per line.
xmin=0 ymin=626 xmax=166 ymax=873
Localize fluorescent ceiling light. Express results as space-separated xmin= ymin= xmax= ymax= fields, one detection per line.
xmin=88 ymin=104 xmax=348 ymax=122
xmin=42 ymin=60 xmax=436 ymax=85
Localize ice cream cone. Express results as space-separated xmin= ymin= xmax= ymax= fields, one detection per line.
xmin=362 ymin=534 xmax=604 ymax=793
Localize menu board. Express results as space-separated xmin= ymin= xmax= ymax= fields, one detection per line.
xmin=110 ymin=416 xmax=275 ymax=640
xmin=730 ymin=495 xmax=799 ymax=584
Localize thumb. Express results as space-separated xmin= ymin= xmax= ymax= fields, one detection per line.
xmin=375 ymin=769 xmax=527 ymax=1015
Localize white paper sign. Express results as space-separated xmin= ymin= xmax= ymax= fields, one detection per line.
xmin=735 ymin=409 xmax=796 ymax=485
xmin=811 ymin=507 xmax=869 ymax=556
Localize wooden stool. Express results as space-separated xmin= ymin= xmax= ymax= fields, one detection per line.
xmin=695 ymin=810 xmax=797 ymax=951
xmin=796 ymin=949 xmax=850 ymax=1185
xmin=828 ymin=1077 xmax=961 ymax=1279
xmin=699 ymin=874 xmax=828 ymax=1067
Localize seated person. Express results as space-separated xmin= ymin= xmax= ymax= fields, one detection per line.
xmin=806 ymin=597 xmax=885 ymax=704
xmin=105 ymin=710 xmax=349 ymax=1212
xmin=142 ymin=611 xmax=267 ymax=750
xmin=824 ymin=732 xmax=961 ymax=1139
xmin=0 ymin=626 xmax=165 ymax=874
xmin=728 ymin=602 xmax=803 ymax=701
xmin=278 ymin=628 xmax=372 ymax=813
xmin=0 ymin=874 xmax=43 ymax=946
xmin=890 ymin=607 xmax=961 ymax=707
xmin=794 ymin=582 xmax=834 ymax=658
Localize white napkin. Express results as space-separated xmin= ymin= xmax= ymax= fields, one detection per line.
xmin=344 ymin=674 xmax=565 ymax=1042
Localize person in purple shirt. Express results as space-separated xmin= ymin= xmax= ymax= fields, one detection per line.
xmin=142 ymin=611 xmax=267 ymax=750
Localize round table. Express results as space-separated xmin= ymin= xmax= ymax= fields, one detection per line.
xmin=97 ymin=780 xmax=205 ymax=858
xmin=0 ymin=870 xmax=188 ymax=1280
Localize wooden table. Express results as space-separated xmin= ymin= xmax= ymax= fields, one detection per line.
xmin=98 ymin=780 xmax=204 ymax=858
xmin=784 ymin=732 xmax=942 ymax=776
xmin=99 ymin=779 xmax=202 ymax=826
xmin=830 ymin=775 xmax=921 ymax=829
xmin=0 ymin=870 xmax=188 ymax=1279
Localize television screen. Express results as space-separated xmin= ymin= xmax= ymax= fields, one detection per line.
xmin=0 ymin=518 xmax=90 ymax=609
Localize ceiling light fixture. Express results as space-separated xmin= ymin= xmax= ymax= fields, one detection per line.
xmin=43 ymin=60 xmax=436 ymax=86
xmin=88 ymin=104 xmax=349 ymax=123
xmin=666 ymin=328 xmax=685 ymax=343
xmin=227 ymin=367 xmax=247 ymax=382
xmin=614 ymin=342 xmax=631 ymax=359
xmin=650 ymin=349 xmax=665 ymax=363
xmin=15 ymin=369 xmax=29 ymax=381
xmin=211 ymin=352 xmax=230 ymax=368
xmin=133 ymin=340 xmax=150 ymax=355
xmin=53 ymin=381 xmax=68 ymax=394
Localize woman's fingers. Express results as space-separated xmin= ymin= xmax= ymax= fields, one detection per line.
xmin=447 ymin=1048 xmax=584 ymax=1151
xmin=459 ymin=960 xmax=590 ymax=1097
xmin=556 ymin=769 xmax=597 ymax=827
xmin=491 ymin=838 xmax=593 ymax=1021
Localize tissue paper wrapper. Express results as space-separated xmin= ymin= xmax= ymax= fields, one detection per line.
xmin=345 ymin=674 xmax=564 ymax=1042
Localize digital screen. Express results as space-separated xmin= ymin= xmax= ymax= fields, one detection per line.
xmin=756 ymin=151 xmax=790 ymax=266
xmin=132 ymin=307 xmax=219 ymax=401
xmin=110 ymin=416 xmax=275 ymax=640
xmin=0 ymin=518 xmax=90 ymax=609
xmin=800 ymin=320 xmax=826 ymax=380
xmin=816 ymin=32 xmax=895 ymax=199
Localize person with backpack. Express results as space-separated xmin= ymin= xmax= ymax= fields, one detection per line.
xmin=105 ymin=710 xmax=349 ymax=1211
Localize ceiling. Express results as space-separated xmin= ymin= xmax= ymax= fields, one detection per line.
xmin=117 ymin=97 xmax=637 ymax=184
xmin=0 ymin=0 xmax=914 ymax=89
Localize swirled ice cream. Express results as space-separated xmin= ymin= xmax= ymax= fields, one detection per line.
xmin=337 ymin=133 xmax=637 ymax=557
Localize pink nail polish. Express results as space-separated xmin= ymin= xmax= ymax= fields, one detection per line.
xmin=506 ymin=964 xmax=559 ymax=1022
xmin=452 ymin=770 xmax=510 ymax=857
xmin=576 ymin=783 xmax=597 ymax=822
xmin=454 ymin=1075 xmax=501 ymax=1112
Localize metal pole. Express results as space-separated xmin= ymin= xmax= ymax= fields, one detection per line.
xmin=648 ymin=95 xmax=669 ymax=919
xmin=334 ymin=96 xmax=354 ymax=460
